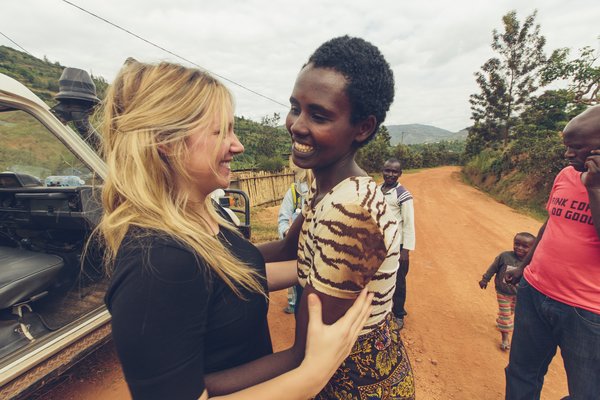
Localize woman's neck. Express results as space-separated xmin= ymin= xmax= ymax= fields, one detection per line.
xmin=188 ymin=197 xmax=220 ymax=235
xmin=312 ymin=155 xmax=366 ymax=199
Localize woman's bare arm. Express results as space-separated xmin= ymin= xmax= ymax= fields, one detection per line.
xmin=265 ymin=260 xmax=298 ymax=291
xmin=257 ymin=215 xmax=303 ymax=262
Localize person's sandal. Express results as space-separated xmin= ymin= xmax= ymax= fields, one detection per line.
xmin=500 ymin=343 xmax=510 ymax=351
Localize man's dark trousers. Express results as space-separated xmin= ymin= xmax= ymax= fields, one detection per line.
xmin=505 ymin=277 xmax=600 ymax=400
xmin=392 ymin=250 xmax=409 ymax=319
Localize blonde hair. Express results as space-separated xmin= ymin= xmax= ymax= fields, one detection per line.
xmin=96 ymin=59 xmax=264 ymax=297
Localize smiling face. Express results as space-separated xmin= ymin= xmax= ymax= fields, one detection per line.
xmin=563 ymin=107 xmax=600 ymax=172
xmin=513 ymin=234 xmax=534 ymax=260
xmin=382 ymin=160 xmax=402 ymax=186
xmin=182 ymin=110 xmax=243 ymax=200
xmin=286 ymin=64 xmax=373 ymax=174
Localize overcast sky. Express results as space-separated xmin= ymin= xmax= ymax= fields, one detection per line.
xmin=1 ymin=0 xmax=598 ymax=132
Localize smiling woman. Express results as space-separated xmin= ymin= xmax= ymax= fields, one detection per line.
xmin=276 ymin=36 xmax=416 ymax=399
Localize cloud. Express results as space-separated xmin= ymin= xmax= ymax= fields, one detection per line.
xmin=0 ymin=0 xmax=598 ymax=132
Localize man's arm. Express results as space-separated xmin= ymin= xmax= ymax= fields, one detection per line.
xmin=400 ymin=198 xmax=415 ymax=251
xmin=400 ymin=198 xmax=415 ymax=263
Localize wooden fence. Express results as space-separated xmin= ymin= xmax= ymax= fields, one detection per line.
xmin=230 ymin=169 xmax=294 ymax=207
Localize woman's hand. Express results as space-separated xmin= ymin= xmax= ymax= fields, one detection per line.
xmin=299 ymin=288 xmax=373 ymax=394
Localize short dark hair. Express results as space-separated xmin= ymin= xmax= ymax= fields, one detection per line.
xmin=515 ymin=232 xmax=535 ymax=241
xmin=384 ymin=158 xmax=401 ymax=166
xmin=383 ymin=158 xmax=402 ymax=173
xmin=307 ymin=35 xmax=395 ymax=145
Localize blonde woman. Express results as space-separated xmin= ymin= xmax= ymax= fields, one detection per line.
xmin=98 ymin=59 xmax=372 ymax=400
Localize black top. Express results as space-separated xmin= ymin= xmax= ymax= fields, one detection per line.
xmin=105 ymin=227 xmax=272 ymax=400
xmin=482 ymin=251 xmax=520 ymax=295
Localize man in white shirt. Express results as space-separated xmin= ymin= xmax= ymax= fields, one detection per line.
xmin=378 ymin=158 xmax=416 ymax=329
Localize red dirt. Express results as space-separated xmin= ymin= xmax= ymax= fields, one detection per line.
xmin=38 ymin=167 xmax=568 ymax=399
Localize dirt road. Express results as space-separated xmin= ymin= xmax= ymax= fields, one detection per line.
xmin=38 ymin=166 xmax=568 ymax=399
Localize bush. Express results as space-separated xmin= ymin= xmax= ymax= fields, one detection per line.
xmin=464 ymin=149 xmax=503 ymax=176
xmin=256 ymin=156 xmax=285 ymax=172
xmin=509 ymin=131 xmax=567 ymax=193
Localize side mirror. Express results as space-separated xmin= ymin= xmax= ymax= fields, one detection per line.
xmin=50 ymin=68 xmax=101 ymax=152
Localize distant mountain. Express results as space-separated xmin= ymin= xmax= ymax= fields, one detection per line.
xmin=450 ymin=128 xmax=469 ymax=140
xmin=386 ymin=124 xmax=468 ymax=145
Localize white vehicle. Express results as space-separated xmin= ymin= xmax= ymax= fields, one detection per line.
xmin=0 ymin=70 xmax=250 ymax=399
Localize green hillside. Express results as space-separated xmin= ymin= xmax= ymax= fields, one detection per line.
xmin=0 ymin=45 xmax=108 ymax=104
xmin=0 ymin=45 xmax=290 ymax=171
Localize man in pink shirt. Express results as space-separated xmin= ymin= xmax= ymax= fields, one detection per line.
xmin=505 ymin=105 xmax=600 ymax=400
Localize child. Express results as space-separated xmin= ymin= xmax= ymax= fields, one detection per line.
xmin=479 ymin=232 xmax=535 ymax=351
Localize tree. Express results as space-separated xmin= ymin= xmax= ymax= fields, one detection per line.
xmin=542 ymin=46 xmax=600 ymax=105
xmin=518 ymin=89 xmax=584 ymax=130
xmin=260 ymin=112 xmax=281 ymax=127
xmin=356 ymin=125 xmax=392 ymax=172
xmin=393 ymin=144 xmax=415 ymax=169
xmin=468 ymin=10 xmax=547 ymax=149
xmin=508 ymin=89 xmax=586 ymax=190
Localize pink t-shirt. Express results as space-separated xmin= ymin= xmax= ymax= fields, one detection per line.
xmin=524 ymin=166 xmax=600 ymax=314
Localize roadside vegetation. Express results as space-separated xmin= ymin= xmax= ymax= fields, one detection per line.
xmin=356 ymin=125 xmax=464 ymax=173
xmin=463 ymin=10 xmax=599 ymax=215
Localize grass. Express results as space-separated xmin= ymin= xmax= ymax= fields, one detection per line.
xmin=460 ymin=170 xmax=548 ymax=222
xmin=250 ymin=206 xmax=279 ymax=243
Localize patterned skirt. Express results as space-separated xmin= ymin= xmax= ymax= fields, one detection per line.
xmin=315 ymin=313 xmax=415 ymax=400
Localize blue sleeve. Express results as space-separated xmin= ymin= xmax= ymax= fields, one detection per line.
xmin=277 ymin=189 xmax=294 ymax=239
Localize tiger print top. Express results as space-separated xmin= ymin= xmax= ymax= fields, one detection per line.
xmin=298 ymin=176 xmax=401 ymax=334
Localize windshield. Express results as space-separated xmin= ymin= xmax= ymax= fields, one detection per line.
xmin=0 ymin=109 xmax=102 ymax=186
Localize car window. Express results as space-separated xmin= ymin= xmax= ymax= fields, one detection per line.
xmin=0 ymin=107 xmax=108 ymax=368
xmin=0 ymin=109 xmax=102 ymax=186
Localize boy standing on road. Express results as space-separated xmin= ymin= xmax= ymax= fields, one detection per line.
xmin=378 ymin=158 xmax=415 ymax=329
xmin=479 ymin=232 xmax=535 ymax=351
xmin=505 ymin=105 xmax=600 ymax=400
